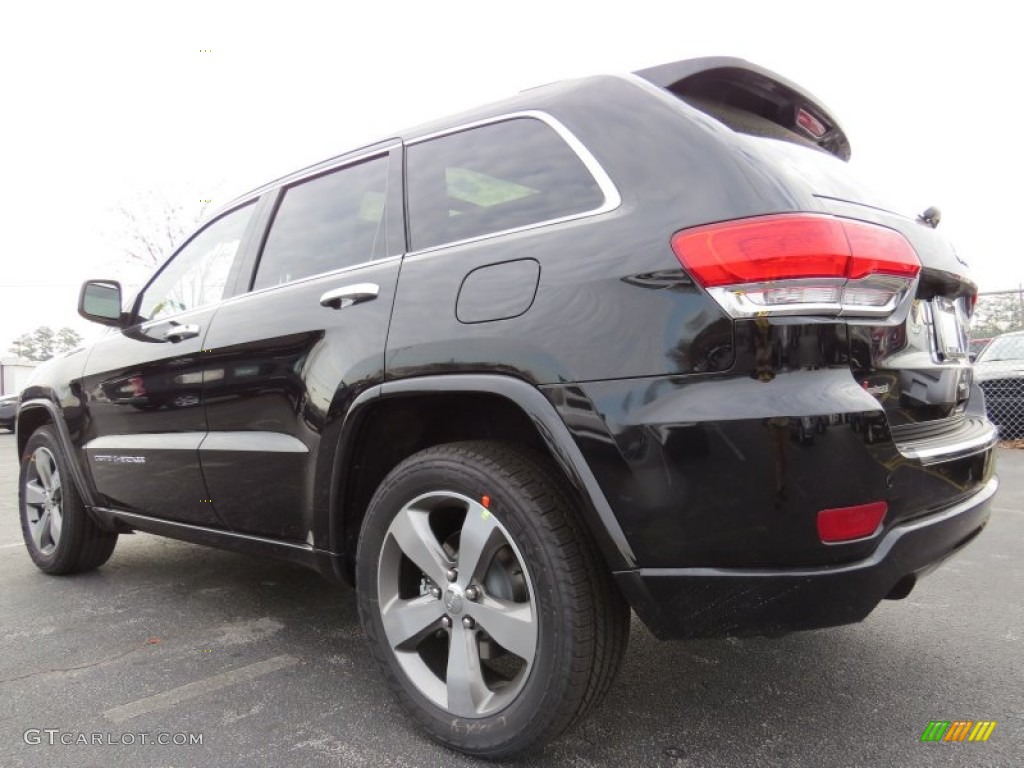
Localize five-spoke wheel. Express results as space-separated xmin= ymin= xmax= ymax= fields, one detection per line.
xmin=356 ymin=441 xmax=629 ymax=758
xmin=377 ymin=491 xmax=537 ymax=718
xmin=19 ymin=426 xmax=118 ymax=574
xmin=23 ymin=446 xmax=64 ymax=555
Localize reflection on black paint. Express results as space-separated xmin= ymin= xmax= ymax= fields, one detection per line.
xmin=548 ymin=318 xmax=991 ymax=570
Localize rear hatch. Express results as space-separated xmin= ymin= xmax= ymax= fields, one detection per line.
xmin=637 ymin=58 xmax=982 ymax=444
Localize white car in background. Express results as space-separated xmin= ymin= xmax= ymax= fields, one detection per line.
xmin=974 ymin=331 xmax=1024 ymax=439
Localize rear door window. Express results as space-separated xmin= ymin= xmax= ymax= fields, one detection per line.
xmin=253 ymin=154 xmax=390 ymax=290
xmin=406 ymin=117 xmax=606 ymax=251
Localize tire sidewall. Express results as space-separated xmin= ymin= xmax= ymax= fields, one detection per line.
xmin=356 ymin=451 xmax=577 ymax=752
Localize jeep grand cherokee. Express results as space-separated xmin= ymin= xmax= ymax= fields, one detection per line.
xmin=15 ymin=57 xmax=998 ymax=757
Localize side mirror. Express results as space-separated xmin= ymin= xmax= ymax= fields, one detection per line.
xmin=969 ymin=353 xmax=977 ymax=363
xmin=78 ymin=280 xmax=126 ymax=327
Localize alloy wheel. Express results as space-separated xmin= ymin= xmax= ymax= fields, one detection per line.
xmin=376 ymin=491 xmax=538 ymax=718
xmin=23 ymin=447 xmax=64 ymax=555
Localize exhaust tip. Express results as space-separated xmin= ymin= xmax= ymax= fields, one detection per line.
xmin=885 ymin=574 xmax=916 ymax=601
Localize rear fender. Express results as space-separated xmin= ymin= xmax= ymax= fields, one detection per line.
xmin=327 ymin=375 xmax=637 ymax=573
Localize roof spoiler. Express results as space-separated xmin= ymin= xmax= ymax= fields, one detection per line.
xmin=634 ymin=57 xmax=851 ymax=161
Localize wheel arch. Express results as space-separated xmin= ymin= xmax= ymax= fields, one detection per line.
xmin=17 ymin=398 xmax=102 ymax=512
xmin=327 ymin=375 xmax=637 ymax=583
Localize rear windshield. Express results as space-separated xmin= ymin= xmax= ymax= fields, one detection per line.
xmin=684 ymin=95 xmax=823 ymax=153
xmin=740 ymin=133 xmax=898 ymax=213
xmin=676 ymin=93 xmax=899 ymax=214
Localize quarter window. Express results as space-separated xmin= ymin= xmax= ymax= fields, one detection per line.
xmin=137 ymin=202 xmax=255 ymax=323
xmin=407 ymin=118 xmax=605 ymax=251
xmin=253 ymin=155 xmax=390 ymax=290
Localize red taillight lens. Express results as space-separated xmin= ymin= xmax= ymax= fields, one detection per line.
xmin=670 ymin=214 xmax=921 ymax=318
xmin=841 ymin=219 xmax=921 ymax=279
xmin=967 ymin=291 xmax=978 ymax=317
xmin=817 ymin=501 xmax=887 ymax=543
xmin=671 ymin=214 xmax=921 ymax=287
xmin=670 ymin=215 xmax=850 ymax=287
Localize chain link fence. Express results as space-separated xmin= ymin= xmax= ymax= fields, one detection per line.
xmin=970 ymin=289 xmax=1024 ymax=441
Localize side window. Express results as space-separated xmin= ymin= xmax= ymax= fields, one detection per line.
xmin=253 ymin=155 xmax=390 ymax=290
xmin=137 ymin=202 xmax=255 ymax=323
xmin=407 ymin=118 xmax=606 ymax=251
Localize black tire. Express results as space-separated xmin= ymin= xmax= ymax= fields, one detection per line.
xmin=19 ymin=426 xmax=118 ymax=575
xmin=356 ymin=441 xmax=629 ymax=758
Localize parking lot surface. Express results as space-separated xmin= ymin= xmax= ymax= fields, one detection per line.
xmin=0 ymin=430 xmax=1020 ymax=767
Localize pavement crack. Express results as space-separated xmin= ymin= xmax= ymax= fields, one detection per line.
xmin=0 ymin=644 xmax=142 ymax=684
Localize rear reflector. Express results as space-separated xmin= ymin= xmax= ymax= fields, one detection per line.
xmin=817 ymin=501 xmax=887 ymax=543
xmin=670 ymin=214 xmax=921 ymax=318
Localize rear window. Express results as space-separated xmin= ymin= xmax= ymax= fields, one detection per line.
xmin=684 ymin=94 xmax=824 ymax=152
xmin=739 ymin=135 xmax=897 ymax=212
xmin=655 ymin=68 xmax=897 ymax=213
xmin=406 ymin=118 xmax=605 ymax=251
xmin=673 ymin=94 xmax=895 ymax=213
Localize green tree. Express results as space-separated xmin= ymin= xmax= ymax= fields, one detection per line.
xmin=8 ymin=326 xmax=82 ymax=361
xmin=972 ymin=292 xmax=1024 ymax=338
xmin=56 ymin=327 xmax=83 ymax=353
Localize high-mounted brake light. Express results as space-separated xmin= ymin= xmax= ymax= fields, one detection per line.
xmin=670 ymin=214 xmax=921 ymax=318
xmin=796 ymin=108 xmax=827 ymax=139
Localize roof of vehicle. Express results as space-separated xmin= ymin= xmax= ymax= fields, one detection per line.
xmin=213 ymin=75 xmax=601 ymax=217
xmin=210 ymin=57 xmax=850 ymax=220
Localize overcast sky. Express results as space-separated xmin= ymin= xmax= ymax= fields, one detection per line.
xmin=2 ymin=0 xmax=1020 ymax=356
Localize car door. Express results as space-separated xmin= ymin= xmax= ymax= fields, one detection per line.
xmin=198 ymin=144 xmax=404 ymax=542
xmin=78 ymin=200 xmax=260 ymax=525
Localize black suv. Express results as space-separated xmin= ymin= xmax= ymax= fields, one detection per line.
xmin=15 ymin=57 xmax=998 ymax=757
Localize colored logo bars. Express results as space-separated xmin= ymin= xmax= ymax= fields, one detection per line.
xmin=921 ymin=721 xmax=997 ymax=743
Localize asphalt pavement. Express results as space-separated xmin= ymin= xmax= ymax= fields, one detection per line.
xmin=0 ymin=430 xmax=1020 ymax=767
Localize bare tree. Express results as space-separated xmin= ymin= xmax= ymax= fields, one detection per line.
xmin=115 ymin=190 xmax=211 ymax=268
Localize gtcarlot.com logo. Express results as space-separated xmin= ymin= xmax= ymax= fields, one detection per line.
xmin=920 ymin=720 xmax=997 ymax=743
xmin=24 ymin=729 xmax=203 ymax=746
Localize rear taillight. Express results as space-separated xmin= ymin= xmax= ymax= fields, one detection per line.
xmin=670 ymin=214 xmax=921 ymax=318
xmin=967 ymin=291 xmax=978 ymax=317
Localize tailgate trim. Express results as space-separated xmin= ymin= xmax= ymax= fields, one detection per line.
xmin=897 ymin=416 xmax=998 ymax=465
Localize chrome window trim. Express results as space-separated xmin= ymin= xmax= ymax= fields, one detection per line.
xmin=403 ymin=110 xmax=621 ymax=259
xmin=208 ymin=141 xmax=401 ymax=222
xmin=248 ymin=148 xmax=397 ymax=293
xmin=272 ymin=144 xmax=399 ymax=193
xmin=217 ymin=254 xmax=402 ymax=310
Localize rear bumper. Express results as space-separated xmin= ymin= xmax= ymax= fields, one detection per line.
xmin=614 ymin=477 xmax=997 ymax=639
